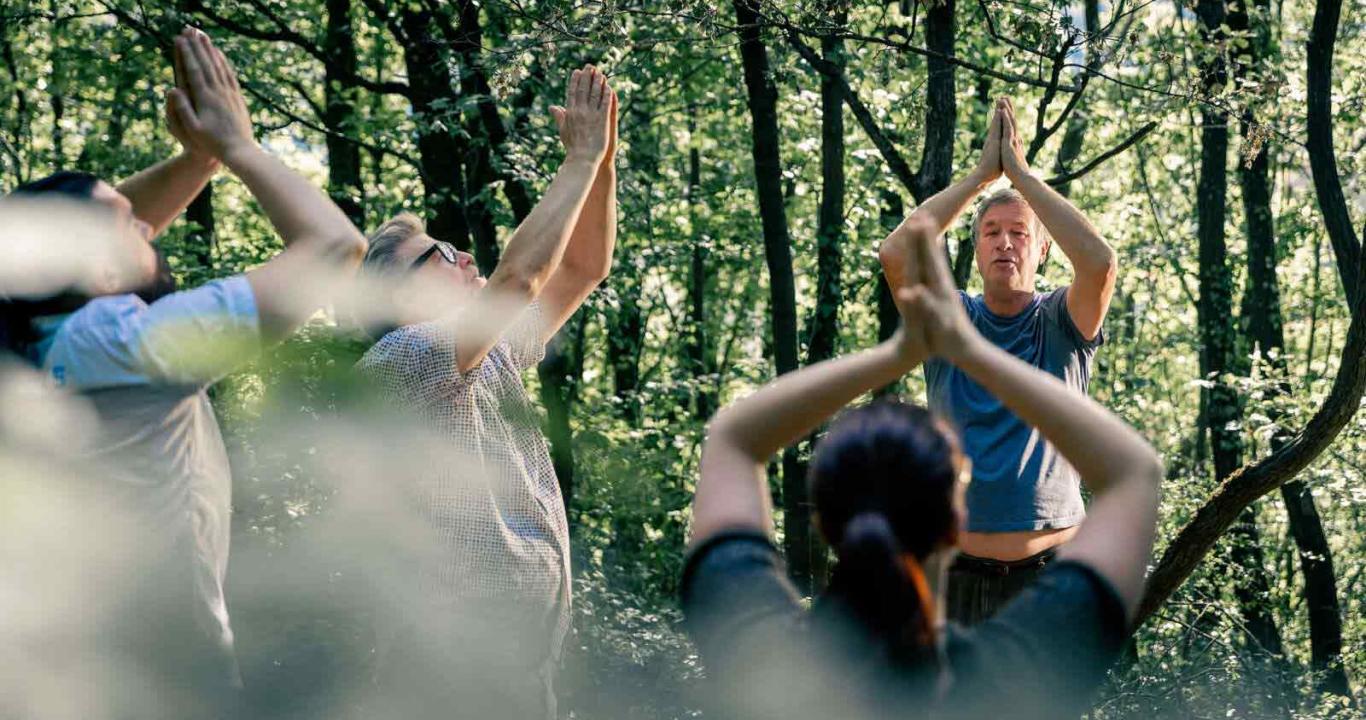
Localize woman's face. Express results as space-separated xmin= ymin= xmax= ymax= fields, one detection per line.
xmin=88 ymin=181 xmax=159 ymax=293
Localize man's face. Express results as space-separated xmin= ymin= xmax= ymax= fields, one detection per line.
xmin=393 ymin=233 xmax=485 ymax=320
xmin=974 ymin=200 xmax=1047 ymax=295
xmin=88 ymin=181 xmax=159 ymax=291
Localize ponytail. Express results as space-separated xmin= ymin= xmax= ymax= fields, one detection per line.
xmin=834 ymin=513 xmax=938 ymax=667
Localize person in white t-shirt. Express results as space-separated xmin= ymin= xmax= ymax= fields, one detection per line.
xmin=0 ymin=28 xmax=365 ymax=717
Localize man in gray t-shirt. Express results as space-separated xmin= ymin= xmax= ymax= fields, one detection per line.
xmin=880 ymin=98 xmax=1117 ymax=624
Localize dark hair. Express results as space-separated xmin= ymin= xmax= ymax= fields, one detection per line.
xmin=10 ymin=171 xmax=100 ymax=200
xmin=809 ymin=400 xmax=961 ymax=668
xmin=1 ymin=173 xmax=101 ymax=358
xmin=1 ymin=171 xmax=176 ymax=360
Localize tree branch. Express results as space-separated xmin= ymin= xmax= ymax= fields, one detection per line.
xmin=1136 ymin=244 xmax=1366 ymax=625
xmin=784 ymin=29 xmax=918 ymax=194
xmin=240 ymin=82 xmax=420 ymax=169
xmin=1305 ymin=0 xmax=1362 ymax=306
xmin=1043 ymin=121 xmax=1157 ymax=186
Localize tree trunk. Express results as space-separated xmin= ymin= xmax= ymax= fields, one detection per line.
xmin=1305 ymin=0 xmax=1361 ymax=305
xmin=877 ymin=189 xmax=903 ymax=349
xmin=450 ymin=1 xmax=501 ymax=275
xmin=185 ymin=184 xmax=215 ymax=274
xmin=790 ymin=7 xmax=849 ymax=592
xmin=732 ymin=0 xmax=811 ymax=593
xmin=1193 ymin=0 xmax=1289 ymax=698
xmin=686 ymin=102 xmax=718 ymax=421
xmin=324 ymin=0 xmax=365 ymax=227
xmin=397 ymin=7 xmax=471 ymax=250
xmin=911 ymin=0 xmax=956 ymax=204
xmin=538 ymin=313 xmax=586 ymax=512
xmin=1230 ymin=0 xmax=1353 ymax=699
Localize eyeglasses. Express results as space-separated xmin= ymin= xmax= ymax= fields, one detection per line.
xmin=408 ymin=241 xmax=459 ymax=273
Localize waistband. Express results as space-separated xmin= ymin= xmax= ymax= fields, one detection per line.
xmin=952 ymin=548 xmax=1056 ymax=577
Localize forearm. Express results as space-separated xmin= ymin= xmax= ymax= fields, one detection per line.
xmin=711 ymin=340 xmax=923 ymax=462
xmin=953 ymin=336 xmax=1159 ymax=491
xmin=1012 ymin=172 xmax=1115 ymax=276
xmin=880 ymin=169 xmax=992 ymax=286
xmin=491 ymin=156 xmax=600 ymax=294
xmin=221 ymin=144 xmax=361 ymax=251
xmin=560 ymin=165 xmax=617 ymax=281
xmin=116 ymin=152 xmax=218 ymax=238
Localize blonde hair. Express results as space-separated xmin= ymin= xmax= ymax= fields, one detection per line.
xmin=352 ymin=212 xmax=426 ymax=339
xmin=362 ymin=212 xmax=426 ymax=276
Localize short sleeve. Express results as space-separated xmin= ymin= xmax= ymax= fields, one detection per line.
xmin=944 ymin=560 xmax=1127 ymax=719
xmin=505 ymin=302 xmax=546 ymax=370
xmin=356 ymin=321 xmax=473 ymax=403
xmin=46 ymin=277 xmax=260 ymax=390
xmin=680 ymin=532 xmax=804 ymax=670
xmin=1042 ymin=286 xmax=1104 ymax=350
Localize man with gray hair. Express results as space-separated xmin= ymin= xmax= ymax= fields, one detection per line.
xmin=879 ymin=98 xmax=1118 ymax=625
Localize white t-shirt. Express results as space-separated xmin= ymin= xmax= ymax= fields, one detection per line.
xmin=40 ymin=276 xmax=259 ymax=691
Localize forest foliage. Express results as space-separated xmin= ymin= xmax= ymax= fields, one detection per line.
xmin=2 ymin=0 xmax=1365 ymax=717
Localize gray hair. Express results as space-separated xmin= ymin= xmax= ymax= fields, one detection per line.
xmin=362 ymin=212 xmax=426 ymax=276
xmin=970 ymin=188 xmax=1049 ymax=246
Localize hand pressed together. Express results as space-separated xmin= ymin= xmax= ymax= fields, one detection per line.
xmin=999 ymin=98 xmax=1032 ymax=183
xmin=892 ymin=217 xmax=979 ymax=363
xmin=168 ymin=28 xmax=256 ymax=163
xmin=550 ymin=64 xmax=615 ymax=166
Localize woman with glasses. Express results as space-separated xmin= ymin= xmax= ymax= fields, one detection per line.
xmin=681 ymin=217 xmax=1163 ymax=720
xmin=354 ymin=65 xmax=617 ymax=719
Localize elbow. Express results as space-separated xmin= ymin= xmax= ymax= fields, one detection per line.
xmin=1131 ymin=449 xmax=1165 ymax=489
xmin=320 ymin=230 xmax=368 ymax=268
xmin=878 ymin=232 xmax=910 ymax=279
xmin=1087 ymin=242 xmax=1118 ymax=284
xmin=487 ymin=265 xmax=539 ymax=301
xmin=561 ymin=255 xmax=612 ymax=286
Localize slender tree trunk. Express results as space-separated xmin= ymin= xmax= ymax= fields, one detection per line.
xmin=911 ymin=0 xmax=955 ymax=204
xmin=449 ymin=1 xmax=501 ymax=275
xmin=1305 ymin=0 xmax=1361 ymax=304
xmin=877 ymin=190 xmax=903 ymax=349
xmin=789 ymin=7 xmax=850 ymax=591
xmin=48 ymin=2 xmax=65 ymax=169
xmin=324 ymin=0 xmax=365 ymax=227
xmin=686 ymin=101 xmax=718 ymax=421
xmin=185 ymin=184 xmax=215 ymax=274
xmin=397 ymin=7 xmax=471 ymax=250
xmin=538 ymin=313 xmax=586 ymax=512
xmin=732 ymin=0 xmax=812 ymax=593
xmin=1194 ymin=0 xmax=1290 ymax=710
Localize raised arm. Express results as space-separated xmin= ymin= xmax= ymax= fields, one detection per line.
xmin=536 ymin=86 xmax=618 ymax=343
xmin=447 ymin=65 xmax=612 ymax=372
xmin=879 ymin=100 xmax=1003 ymax=289
xmin=897 ymin=218 xmax=1160 ymax=621
xmin=115 ymin=155 xmax=217 ymax=240
xmin=690 ymin=321 xmax=926 ymax=547
xmin=1000 ymin=99 xmax=1116 ymax=341
xmin=170 ymin=29 xmax=365 ymax=343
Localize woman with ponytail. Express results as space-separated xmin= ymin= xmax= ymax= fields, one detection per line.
xmin=681 ymin=216 xmax=1164 ymax=720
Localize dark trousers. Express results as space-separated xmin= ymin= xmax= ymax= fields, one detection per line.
xmin=946 ymin=548 xmax=1056 ymax=626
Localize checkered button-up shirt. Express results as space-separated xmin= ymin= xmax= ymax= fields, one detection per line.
xmin=356 ymin=304 xmax=571 ymax=662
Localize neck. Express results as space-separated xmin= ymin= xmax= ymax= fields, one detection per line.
xmin=982 ymin=285 xmax=1034 ymax=317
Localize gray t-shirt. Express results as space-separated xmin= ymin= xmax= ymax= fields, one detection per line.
xmin=924 ymin=287 xmax=1102 ymax=532
xmin=38 ymin=277 xmax=259 ymax=695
